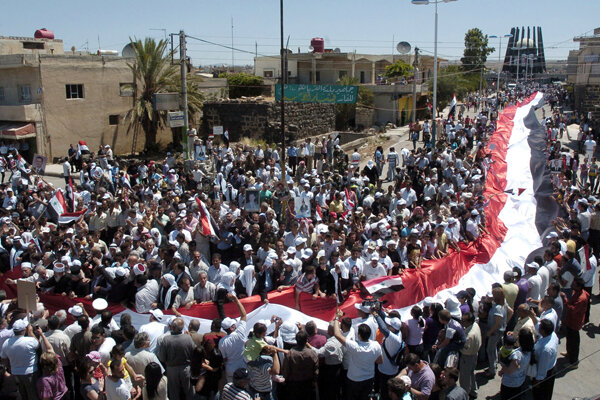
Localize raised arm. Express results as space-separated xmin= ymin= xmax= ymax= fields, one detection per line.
xmin=227 ymin=293 xmax=247 ymax=321
xmin=332 ymin=309 xmax=347 ymax=346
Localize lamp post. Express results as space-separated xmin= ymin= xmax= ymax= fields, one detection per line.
xmin=279 ymin=0 xmax=286 ymax=182
xmin=489 ymin=33 xmax=512 ymax=98
xmin=512 ymin=45 xmax=522 ymax=83
xmin=412 ymin=0 xmax=457 ymax=148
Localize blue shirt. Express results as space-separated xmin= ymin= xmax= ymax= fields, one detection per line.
xmin=501 ymin=348 xmax=530 ymax=388
xmin=533 ymin=332 xmax=558 ymax=380
xmin=288 ymin=146 xmax=297 ymax=157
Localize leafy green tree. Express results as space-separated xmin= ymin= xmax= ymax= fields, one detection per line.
xmin=461 ymin=28 xmax=494 ymax=73
xmin=220 ymin=72 xmax=264 ymax=98
xmin=384 ymin=60 xmax=414 ymax=79
xmin=429 ymin=66 xmax=482 ymax=111
xmin=125 ymin=38 xmax=204 ymax=150
xmin=335 ymin=76 xmax=373 ymax=130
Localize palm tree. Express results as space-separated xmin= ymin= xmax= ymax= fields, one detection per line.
xmin=126 ymin=37 xmax=205 ymax=153
xmin=126 ymin=38 xmax=177 ymax=150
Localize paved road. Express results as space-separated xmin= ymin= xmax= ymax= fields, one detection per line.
xmin=359 ymin=104 xmax=600 ymax=399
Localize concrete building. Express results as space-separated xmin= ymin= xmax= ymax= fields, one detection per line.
xmin=0 ymin=34 xmax=64 ymax=56
xmin=567 ymin=27 xmax=600 ymax=118
xmin=0 ymin=35 xmax=172 ymax=161
xmin=254 ymin=48 xmax=438 ymax=126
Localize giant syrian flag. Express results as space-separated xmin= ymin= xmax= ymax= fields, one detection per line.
xmin=0 ymin=93 xmax=556 ymax=331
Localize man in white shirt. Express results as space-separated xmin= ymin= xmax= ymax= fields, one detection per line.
xmin=465 ymin=210 xmax=480 ymax=241
xmin=134 ymin=274 xmax=159 ymax=314
xmin=105 ymin=358 xmax=140 ymax=400
xmin=363 ymin=254 xmax=387 ymax=281
xmin=91 ymin=325 xmax=117 ymax=366
xmin=584 ymin=137 xmax=596 ymax=161
xmin=577 ymin=200 xmax=591 ymax=240
xmin=333 ymin=309 xmax=383 ymax=400
xmin=400 ymin=182 xmax=417 ymax=207
xmin=526 ymin=262 xmax=543 ymax=301
xmin=0 ymin=319 xmax=40 ymax=400
xmin=207 ymin=253 xmax=229 ymax=284
xmin=139 ymin=309 xmax=167 ymax=354
xmin=218 ymin=294 xmax=248 ymax=382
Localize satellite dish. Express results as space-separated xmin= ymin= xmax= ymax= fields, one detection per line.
xmin=396 ymin=41 xmax=411 ymax=54
xmin=308 ymin=45 xmax=314 ymax=52
xmin=334 ymin=48 xmax=341 ymax=53
xmin=122 ymin=43 xmax=135 ymax=58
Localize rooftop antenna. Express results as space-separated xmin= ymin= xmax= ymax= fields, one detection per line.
xmin=150 ymin=28 xmax=167 ymax=41
xmin=231 ymin=17 xmax=234 ymax=72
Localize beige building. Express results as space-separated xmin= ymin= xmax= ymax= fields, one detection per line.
xmin=255 ymin=51 xmax=436 ymax=85
xmin=0 ymin=35 xmax=172 ymax=161
xmin=255 ymin=51 xmax=437 ymax=125
xmin=0 ymin=35 xmax=64 ymax=56
xmin=567 ymin=28 xmax=600 ymax=117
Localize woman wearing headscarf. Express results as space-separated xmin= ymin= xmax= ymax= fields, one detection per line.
xmin=331 ymin=260 xmax=352 ymax=302
xmin=157 ymin=273 xmax=179 ymax=310
xmin=214 ymin=172 xmax=227 ymax=193
xmin=235 ymin=265 xmax=256 ymax=299
xmin=215 ymin=271 xmax=237 ymax=319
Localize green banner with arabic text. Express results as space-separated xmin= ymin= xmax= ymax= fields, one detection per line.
xmin=275 ymin=84 xmax=358 ymax=104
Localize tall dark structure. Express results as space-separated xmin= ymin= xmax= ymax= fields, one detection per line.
xmin=502 ymin=26 xmax=546 ymax=78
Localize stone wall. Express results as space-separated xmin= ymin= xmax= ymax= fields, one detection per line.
xmin=202 ymin=98 xmax=335 ymax=143
xmin=575 ymin=84 xmax=600 ymax=119
xmin=355 ymin=107 xmax=375 ymax=130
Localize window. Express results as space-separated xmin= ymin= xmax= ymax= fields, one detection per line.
xmin=22 ymin=42 xmax=44 ymax=50
xmin=360 ymin=71 xmax=366 ymax=84
xmin=66 ymin=84 xmax=84 ymax=99
xmin=339 ymin=70 xmax=348 ymax=79
xmin=263 ymin=70 xmax=274 ymax=78
xmin=119 ymin=83 xmax=133 ymax=97
xmin=315 ymin=71 xmax=321 ymax=82
xmin=19 ymin=85 xmax=31 ymax=103
xmin=109 ymin=115 xmax=119 ymax=125
xmin=0 ymin=87 xmax=4 ymax=104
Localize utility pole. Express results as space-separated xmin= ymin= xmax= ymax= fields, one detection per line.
xmin=231 ymin=17 xmax=235 ymax=72
xmin=179 ymin=30 xmax=189 ymax=157
xmin=412 ymin=47 xmax=419 ymax=123
xmin=280 ymin=0 xmax=286 ymax=182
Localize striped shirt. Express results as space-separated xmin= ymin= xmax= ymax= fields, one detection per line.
xmin=220 ymin=382 xmax=252 ymax=400
xmin=248 ymin=356 xmax=273 ymax=393
xmin=295 ymin=273 xmax=318 ymax=294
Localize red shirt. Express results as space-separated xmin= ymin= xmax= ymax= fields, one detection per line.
xmin=564 ymin=289 xmax=590 ymax=331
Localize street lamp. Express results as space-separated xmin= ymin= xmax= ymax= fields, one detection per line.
xmin=412 ymin=0 xmax=457 ymax=148
xmin=511 ymin=45 xmax=522 ymax=83
xmin=489 ymin=33 xmax=512 ymax=98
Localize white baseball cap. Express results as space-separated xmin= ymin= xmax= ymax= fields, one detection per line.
xmin=149 ymin=309 xmax=164 ymax=322
xmin=68 ymin=305 xmax=84 ymax=317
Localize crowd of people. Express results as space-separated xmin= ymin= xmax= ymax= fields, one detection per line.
xmin=0 ymin=82 xmax=597 ymax=400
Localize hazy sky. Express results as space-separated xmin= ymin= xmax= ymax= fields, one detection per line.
xmin=3 ymin=0 xmax=597 ymax=66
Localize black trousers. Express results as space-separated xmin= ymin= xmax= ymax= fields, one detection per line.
xmin=319 ymin=364 xmax=341 ymax=400
xmin=532 ymin=367 xmax=555 ymax=400
xmin=566 ymin=326 xmax=581 ymax=364
xmin=285 ymin=379 xmax=315 ymax=400
xmin=377 ymin=371 xmax=395 ymax=400
xmin=500 ymin=383 xmax=524 ymax=400
xmin=289 ymin=156 xmax=297 ymax=175
xmin=346 ymin=377 xmax=374 ymax=400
